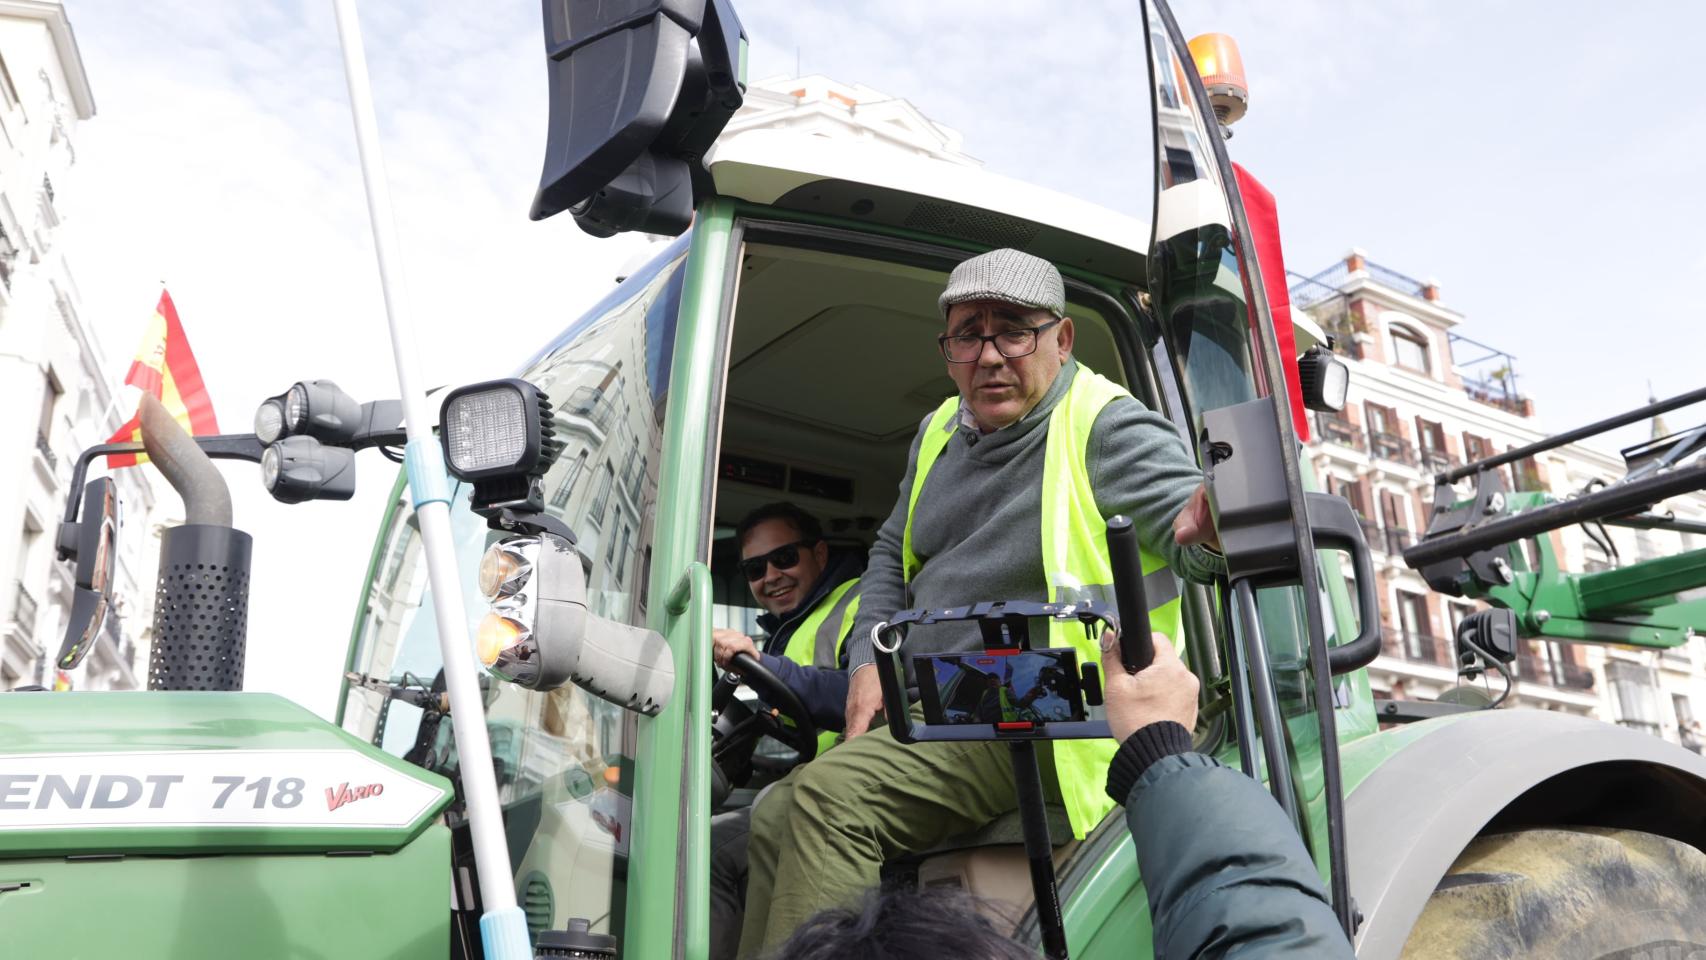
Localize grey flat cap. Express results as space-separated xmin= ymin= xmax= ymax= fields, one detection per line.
xmin=938 ymin=248 xmax=1066 ymax=318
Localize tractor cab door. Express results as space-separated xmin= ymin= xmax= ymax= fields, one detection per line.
xmin=1103 ymin=0 xmax=1385 ymax=944
xmin=531 ymin=0 xmax=747 ymax=237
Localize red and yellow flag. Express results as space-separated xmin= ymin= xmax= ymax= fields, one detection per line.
xmin=105 ymin=290 xmax=219 ymax=466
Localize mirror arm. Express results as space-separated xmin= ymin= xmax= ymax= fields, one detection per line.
xmin=57 ymin=435 xmax=266 ymax=561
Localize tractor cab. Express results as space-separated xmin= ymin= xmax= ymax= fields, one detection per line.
xmin=338 ymin=1 xmax=1380 ymax=954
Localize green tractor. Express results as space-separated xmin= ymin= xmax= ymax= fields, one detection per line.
xmin=7 ymin=1 xmax=1706 ymax=958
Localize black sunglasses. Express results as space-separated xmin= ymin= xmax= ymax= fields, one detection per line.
xmin=739 ymin=539 xmax=818 ymax=581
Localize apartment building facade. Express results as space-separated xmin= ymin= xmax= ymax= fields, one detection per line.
xmin=1294 ymin=251 xmax=1706 ymax=749
xmin=0 ymin=1 xmax=160 ymax=692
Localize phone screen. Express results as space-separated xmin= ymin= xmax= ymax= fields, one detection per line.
xmin=917 ymin=649 xmax=1085 ymax=726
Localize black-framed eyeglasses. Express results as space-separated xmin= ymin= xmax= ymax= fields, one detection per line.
xmin=938 ymin=318 xmax=1062 ymax=364
xmin=738 ymin=539 xmax=818 ymax=581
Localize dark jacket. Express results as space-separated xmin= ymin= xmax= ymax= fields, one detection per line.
xmin=1106 ymin=723 xmax=1355 ymax=959
xmin=751 ymin=553 xmax=861 ymax=730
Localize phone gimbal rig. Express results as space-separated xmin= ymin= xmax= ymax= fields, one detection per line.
xmin=870 ymin=516 xmax=1155 ymax=960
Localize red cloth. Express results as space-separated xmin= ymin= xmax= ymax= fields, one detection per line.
xmin=1231 ymin=164 xmax=1308 ymax=442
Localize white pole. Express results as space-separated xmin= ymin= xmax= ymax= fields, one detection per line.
xmin=328 ymin=4 xmax=530 ymax=957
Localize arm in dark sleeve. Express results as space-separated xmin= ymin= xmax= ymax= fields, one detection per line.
xmin=845 ymin=419 xmax=929 ymax=671
xmin=754 ymin=654 xmax=849 ymax=732
xmin=1089 ymin=396 xmax=1225 ymax=584
xmin=1112 ymin=736 xmax=1354 ymax=959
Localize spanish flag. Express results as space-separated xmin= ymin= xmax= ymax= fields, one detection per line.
xmin=105 ymin=290 xmax=219 ymax=466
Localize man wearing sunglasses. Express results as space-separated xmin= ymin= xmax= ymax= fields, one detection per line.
xmin=737 ymin=248 xmax=1225 ymax=957
xmin=711 ymin=501 xmax=863 ymax=960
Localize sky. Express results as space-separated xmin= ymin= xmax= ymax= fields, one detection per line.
xmin=57 ymin=0 xmax=1705 ymax=716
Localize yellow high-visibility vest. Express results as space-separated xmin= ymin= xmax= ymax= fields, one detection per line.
xmin=777 ymin=577 xmax=861 ymax=757
xmin=902 ymin=364 xmax=1184 ymax=838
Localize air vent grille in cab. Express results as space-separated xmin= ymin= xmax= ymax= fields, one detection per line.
xmin=523 ymin=872 xmax=554 ymax=938
xmin=903 ymin=201 xmax=1040 ymax=248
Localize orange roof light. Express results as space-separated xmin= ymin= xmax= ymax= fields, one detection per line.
xmin=1187 ymin=33 xmax=1249 ymax=127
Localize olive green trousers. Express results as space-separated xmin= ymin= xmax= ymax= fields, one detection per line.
xmin=735 ymin=712 xmax=1062 ymax=957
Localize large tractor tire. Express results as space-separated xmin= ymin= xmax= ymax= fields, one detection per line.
xmin=1402 ymin=827 xmax=1706 ymax=959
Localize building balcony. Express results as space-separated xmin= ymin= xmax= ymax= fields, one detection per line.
xmin=1418 ymin=447 xmax=1459 ymax=475
xmin=1382 ymin=629 xmax=1444 ymax=665
xmin=1315 ymin=414 xmax=1365 ymax=453
xmin=1462 ymin=376 xmax=1532 ymax=417
xmin=35 ymin=431 xmax=57 ymax=472
xmin=1516 ymin=654 xmax=1594 ymax=691
xmin=11 ymin=582 xmax=37 ymax=642
xmin=1384 ymin=527 xmax=1414 ymax=555
xmin=565 ymin=386 xmax=616 ymax=435
xmin=1360 ymin=517 xmax=1382 ymax=554
xmin=1369 ymin=431 xmax=1415 ymax=466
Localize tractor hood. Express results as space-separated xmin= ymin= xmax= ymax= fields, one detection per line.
xmin=0 ymin=692 xmax=451 ymax=858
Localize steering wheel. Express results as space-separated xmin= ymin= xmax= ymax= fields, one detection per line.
xmin=711 ymin=652 xmax=820 ymax=802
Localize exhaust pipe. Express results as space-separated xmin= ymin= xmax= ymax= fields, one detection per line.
xmin=140 ymin=393 xmax=252 ymax=691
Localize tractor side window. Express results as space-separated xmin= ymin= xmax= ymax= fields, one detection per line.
xmin=342 ymin=239 xmax=689 ymax=943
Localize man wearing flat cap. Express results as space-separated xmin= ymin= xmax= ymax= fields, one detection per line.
xmin=736 ymin=249 xmax=1224 ymax=955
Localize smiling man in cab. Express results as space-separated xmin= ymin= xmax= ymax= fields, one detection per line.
xmin=735 ymin=248 xmax=1225 ymax=956
xmin=709 ymin=502 xmax=863 ymax=960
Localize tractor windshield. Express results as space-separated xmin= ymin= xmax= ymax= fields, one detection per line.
xmin=340 ymin=241 xmax=689 ymax=941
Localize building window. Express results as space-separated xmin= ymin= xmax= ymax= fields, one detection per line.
xmin=585 ymin=462 xmax=616 ymax=528
xmin=1395 ymin=591 xmax=1436 ymax=662
xmin=1391 ymin=324 xmax=1431 ymax=373
xmin=0 ymin=52 xmax=18 ymax=109
xmin=1607 ymin=659 xmax=1664 ymax=736
xmin=1677 ymin=695 xmax=1702 ymax=752
xmin=1379 ymin=488 xmax=1413 ymax=553
xmin=1327 ymin=475 xmax=1366 ymax=516
xmin=1447 ymin=601 xmax=1477 ymax=641
xmin=549 ymin=450 xmax=588 ymax=510
xmin=1462 ymin=432 xmax=1494 ymax=464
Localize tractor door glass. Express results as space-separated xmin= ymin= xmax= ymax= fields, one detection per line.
xmin=342 ymin=239 xmax=689 ymax=943
xmin=1143 ymin=5 xmax=1256 ymax=428
xmin=1143 ymin=0 xmax=1350 ymax=842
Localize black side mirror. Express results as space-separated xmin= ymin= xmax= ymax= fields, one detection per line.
xmin=56 ymin=477 xmax=119 ymax=669
xmin=531 ymin=0 xmax=747 ymax=236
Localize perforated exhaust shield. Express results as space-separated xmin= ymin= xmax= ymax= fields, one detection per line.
xmin=148 ymin=524 xmax=252 ymax=691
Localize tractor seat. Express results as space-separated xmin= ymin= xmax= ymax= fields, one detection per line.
xmin=881 ymin=803 xmax=1080 ymax=929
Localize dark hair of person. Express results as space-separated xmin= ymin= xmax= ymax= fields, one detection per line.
xmin=736 ymin=501 xmax=823 ymax=549
xmin=764 ymin=887 xmax=1037 ymax=960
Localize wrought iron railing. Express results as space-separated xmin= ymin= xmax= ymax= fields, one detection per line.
xmin=1419 ymin=447 xmax=1459 ymax=474
xmin=1381 ymin=629 xmax=1441 ymax=664
xmin=1369 ymin=431 xmax=1414 ymax=465
xmin=1315 ymin=415 xmax=1365 ymax=452
xmin=35 ymin=431 xmax=56 ymax=471
xmin=1360 ymin=517 xmax=1382 ymax=553
xmin=11 ymin=582 xmax=37 ymax=641
xmin=1516 ymin=654 xmax=1595 ymax=690
xmin=1462 ymin=376 xmax=1528 ymax=416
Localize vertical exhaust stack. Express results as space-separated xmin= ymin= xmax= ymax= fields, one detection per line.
xmin=138 ymin=393 xmax=252 ymax=691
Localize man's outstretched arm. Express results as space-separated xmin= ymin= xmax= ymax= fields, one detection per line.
xmin=1100 ymin=636 xmax=1354 ymax=959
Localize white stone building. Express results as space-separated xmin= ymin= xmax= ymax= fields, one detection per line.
xmin=723 ymin=74 xmax=979 ymax=167
xmin=0 ymin=1 xmax=159 ymax=692
xmin=1294 ymin=251 xmax=1706 ymax=749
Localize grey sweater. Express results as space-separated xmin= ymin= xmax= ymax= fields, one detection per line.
xmin=846 ymin=360 xmax=1223 ymax=671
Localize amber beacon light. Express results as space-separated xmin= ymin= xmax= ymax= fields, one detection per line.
xmin=1187 ymin=32 xmax=1249 ymax=127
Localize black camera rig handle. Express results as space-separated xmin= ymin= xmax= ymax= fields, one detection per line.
xmin=1106 ymin=515 xmax=1153 ymax=673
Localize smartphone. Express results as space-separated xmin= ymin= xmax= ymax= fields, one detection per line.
xmin=916 ymin=648 xmax=1086 ymax=726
